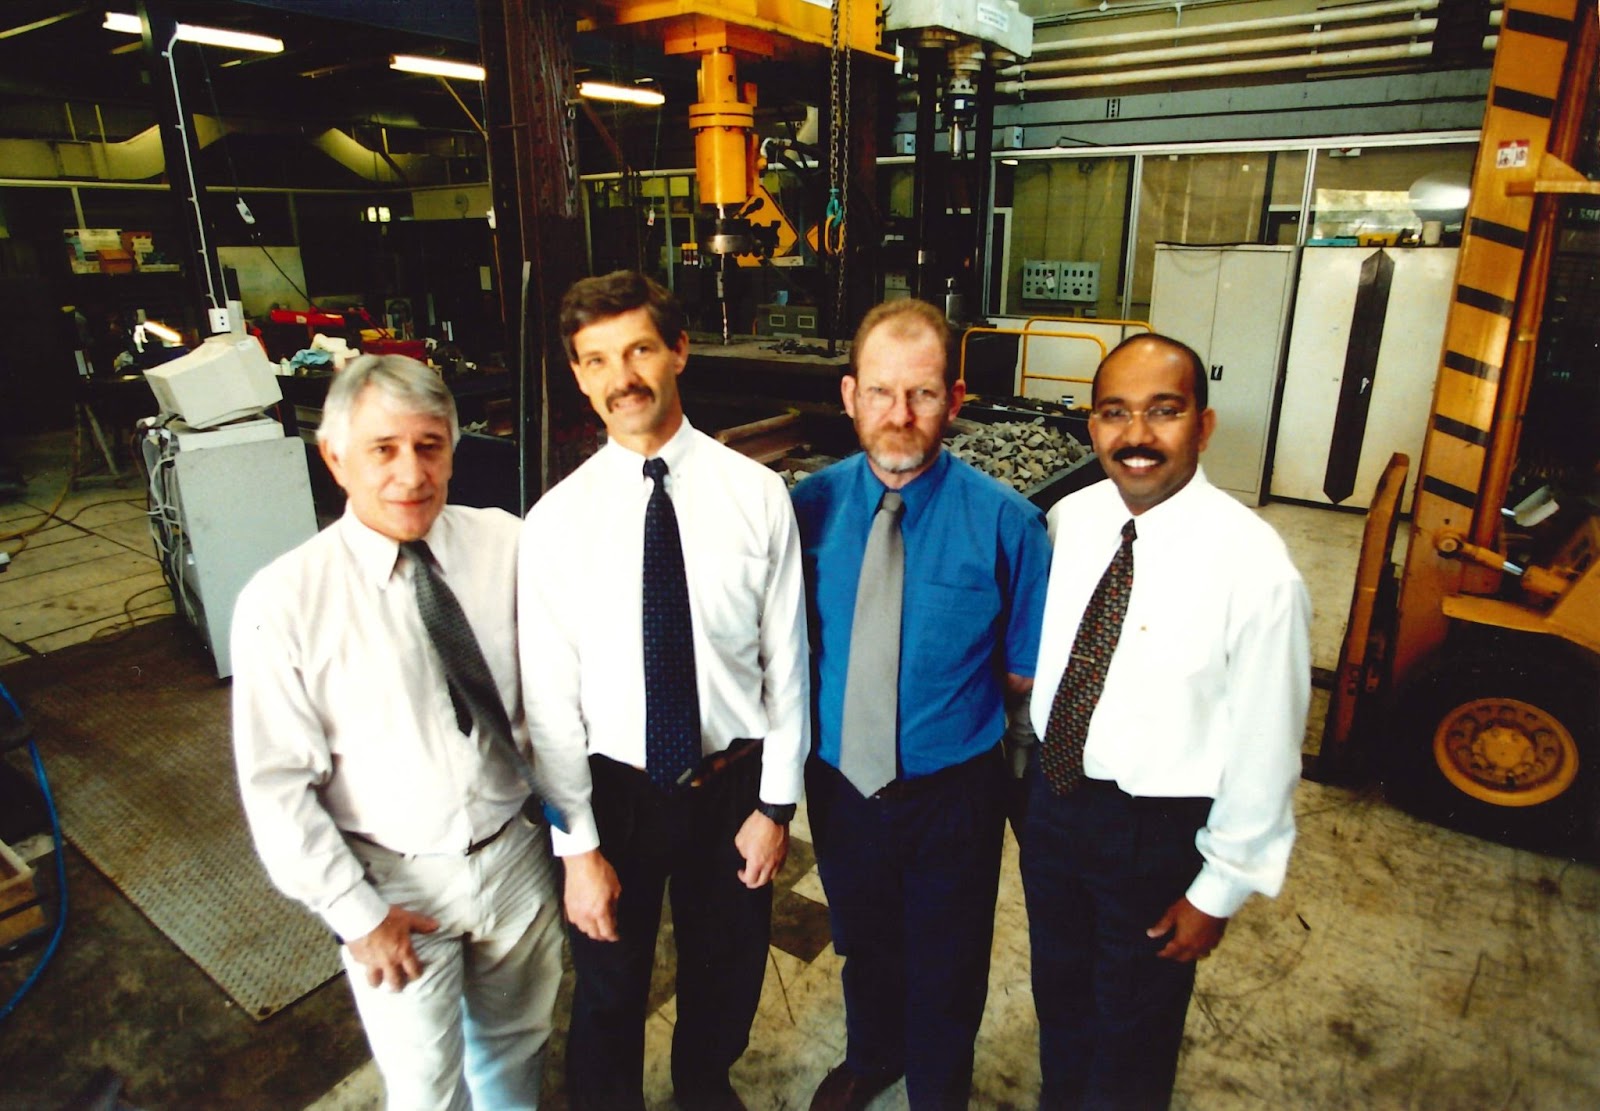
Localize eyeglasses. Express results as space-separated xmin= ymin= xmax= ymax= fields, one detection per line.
xmin=1090 ymin=403 xmax=1190 ymax=427
xmin=857 ymin=385 xmax=949 ymax=416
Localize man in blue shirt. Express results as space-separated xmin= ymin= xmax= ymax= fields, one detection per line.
xmin=792 ymin=298 xmax=1052 ymax=1111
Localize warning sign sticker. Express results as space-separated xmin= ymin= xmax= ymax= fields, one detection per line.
xmin=1496 ymin=140 xmax=1530 ymax=169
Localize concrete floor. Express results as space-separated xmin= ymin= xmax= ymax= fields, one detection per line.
xmin=3 ymin=429 xmax=1598 ymax=1110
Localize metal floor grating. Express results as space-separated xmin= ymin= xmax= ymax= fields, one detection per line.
xmin=3 ymin=619 xmax=340 ymax=1019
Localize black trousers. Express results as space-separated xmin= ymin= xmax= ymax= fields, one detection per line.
xmin=806 ymin=747 xmax=1008 ymax=1110
xmin=565 ymin=750 xmax=771 ymax=1111
xmin=1020 ymin=770 xmax=1212 ymax=1111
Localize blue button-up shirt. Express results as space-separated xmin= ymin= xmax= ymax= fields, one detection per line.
xmin=792 ymin=450 xmax=1052 ymax=778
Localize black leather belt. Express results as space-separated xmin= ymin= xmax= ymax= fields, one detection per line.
xmin=1080 ymin=778 xmax=1212 ymax=818
xmin=465 ymin=817 xmax=514 ymax=855
xmin=685 ymin=737 xmax=762 ymax=788
xmin=872 ymin=744 xmax=1002 ymax=801
xmin=346 ymin=816 xmax=514 ymax=858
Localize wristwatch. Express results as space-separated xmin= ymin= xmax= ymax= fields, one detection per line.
xmin=755 ymin=800 xmax=797 ymax=825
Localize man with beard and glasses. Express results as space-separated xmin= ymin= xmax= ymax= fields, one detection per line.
xmin=518 ymin=271 xmax=808 ymax=1111
xmin=1022 ymin=333 xmax=1310 ymax=1110
xmin=790 ymin=298 xmax=1051 ymax=1111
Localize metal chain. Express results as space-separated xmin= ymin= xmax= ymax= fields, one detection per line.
xmin=830 ymin=0 xmax=850 ymax=342
xmin=829 ymin=1 xmax=842 ymax=205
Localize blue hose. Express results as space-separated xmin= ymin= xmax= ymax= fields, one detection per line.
xmin=0 ymin=679 xmax=68 ymax=1023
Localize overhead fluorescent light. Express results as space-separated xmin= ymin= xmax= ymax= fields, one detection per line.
xmin=1000 ymin=157 xmax=1019 ymax=165
xmin=579 ymin=80 xmax=665 ymax=107
xmin=103 ymin=11 xmax=284 ymax=53
xmin=391 ymin=54 xmax=485 ymax=81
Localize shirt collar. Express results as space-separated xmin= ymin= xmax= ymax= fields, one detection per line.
xmin=596 ymin=416 xmax=696 ymax=481
xmin=1116 ymin=463 xmax=1212 ymax=541
xmin=336 ymin=503 xmax=453 ymax=591
xmin=856 ymin=448 xmax=950 ymax=527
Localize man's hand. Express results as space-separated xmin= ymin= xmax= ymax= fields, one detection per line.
xmin=564 ymin=848 xmax=622 ymax=941
xmin=1147 ymin=897 xmax=1228 ymax=962
xmin=347 ymin=905 xmax=440 ymax=991
xmin=734 ymin=810 xmax=789 ymax=889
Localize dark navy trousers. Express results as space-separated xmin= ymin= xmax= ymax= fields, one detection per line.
xmin=1020 ymin=770 xmax=1212 ymax=1111
xmin=565 ymin=752 xmax=771 ymax=1111
xmin=806 ymin=747 xmax=1008 ymax=1110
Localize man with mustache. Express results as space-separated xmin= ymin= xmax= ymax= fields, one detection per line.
xmin=790 ymin=298 xmax=1051 ymax=1110
xmin=1022 ymin=333 xmax=1310 ymax=1109
xmin=518 ymin=271 xmax=808 ymax=1111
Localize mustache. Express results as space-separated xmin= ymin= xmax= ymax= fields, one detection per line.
xmin=1114 ymin=447 xmax=1166 ymax=464
xmin=605 ymin=385 xmax=655 ymax=411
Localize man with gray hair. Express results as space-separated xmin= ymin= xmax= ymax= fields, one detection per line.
xmin=233 ymin=355 xmax=562 ymax=1110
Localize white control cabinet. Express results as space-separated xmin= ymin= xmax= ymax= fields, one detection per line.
xmin=1150 ymin=244 xmax=1297 ymax=505
xmin=1272 ymin=246 xmax=1457 ymax=510
xmin=157 ymin=429 xmax=317 ymax=677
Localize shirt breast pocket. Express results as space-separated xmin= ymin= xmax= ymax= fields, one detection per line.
xmin=913 ymin=578 xmax=1001 ymax=676
xmin=692 ymin=551 xmax=768 ymax=644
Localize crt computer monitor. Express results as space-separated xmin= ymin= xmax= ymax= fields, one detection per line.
xmin=143 ymin=335 xmax=282 ymax=429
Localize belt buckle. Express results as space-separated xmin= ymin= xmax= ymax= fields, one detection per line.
xmin=872 ymin=779 xmax=907 ymax=801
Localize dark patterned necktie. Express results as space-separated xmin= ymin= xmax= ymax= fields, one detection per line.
xmin=642 ymin=457 xmax=701 ymax=791
xmin=1039 ymin=519 xmax=1137 ymax=795
xmin=403 ymin=540 xmax=514 ymax=746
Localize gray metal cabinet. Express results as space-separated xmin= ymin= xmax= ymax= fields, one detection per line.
xmin=1150 ymin=244 xmax=1298 ymax=505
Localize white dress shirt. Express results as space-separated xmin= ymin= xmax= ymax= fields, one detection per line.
xmin=518 ymin=418 xmax=810 ymax=857
xmin=232 ymin=504 xmax=531 ymax=942
xmin=1031 ymin=468 xmax=1311 ymax=918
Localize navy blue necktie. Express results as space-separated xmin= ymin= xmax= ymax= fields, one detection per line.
xmin=642 ymin=457 xmax=700 ymax=791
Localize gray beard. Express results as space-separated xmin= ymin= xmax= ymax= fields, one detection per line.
xmin=868 ymin=444 xmax=937 ymax=474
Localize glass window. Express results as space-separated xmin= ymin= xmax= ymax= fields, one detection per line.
xmin=1004 ymin=155 xmax=1133 ymax=318
xmin=1129 ymin=150 xmax=1306 ymax=318
xmin=1308 ymin=143 xmax=1476 ymax=242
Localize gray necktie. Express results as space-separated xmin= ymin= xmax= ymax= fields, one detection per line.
xmin=403 ymin=540 xmax=512 ymax=747
xmin=403 ymin=540 xmax=563 ymax=832
xmin=839 ymin=490 xmax=905 ymax=797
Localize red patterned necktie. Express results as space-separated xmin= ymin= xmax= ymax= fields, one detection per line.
xmin=1039 ymin=518 xmax=1136 ymax=795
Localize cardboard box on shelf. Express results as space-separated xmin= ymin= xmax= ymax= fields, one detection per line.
xmin=65 ymin=227 xmax=122 ymax=274
xmin=97 ymin=247 xmax=135 ymax=275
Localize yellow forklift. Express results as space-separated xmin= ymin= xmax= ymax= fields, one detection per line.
xmin=1317 ymin=0 xmax=1600 ymax=855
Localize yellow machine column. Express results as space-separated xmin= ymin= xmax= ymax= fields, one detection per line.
xmin=690 ymin=48 xmax=757 ymax=255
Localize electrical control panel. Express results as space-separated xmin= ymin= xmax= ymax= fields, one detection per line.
xmin=1022 ymin=259 xmax=1100 ymax=303
xmin=1060 ymin=261 xmax=1100 ymax=302
xmin=1021 ymin=259 xmax=1059 ymax=300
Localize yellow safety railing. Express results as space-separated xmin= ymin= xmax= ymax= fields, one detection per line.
xmin=1019 ymin=316 xmax=1151 ymax=395
xmin=958 ymin=326 xmax=1106 ymax=398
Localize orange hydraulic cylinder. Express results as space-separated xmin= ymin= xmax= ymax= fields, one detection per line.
xmin=690 ymin=49 xmax=754 ymax=208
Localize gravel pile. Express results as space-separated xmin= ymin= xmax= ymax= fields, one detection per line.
xmin=780 ymin=418 xmax=1088 ymax=493
xmin=946 ymin=418 xmax=1090 ymax=492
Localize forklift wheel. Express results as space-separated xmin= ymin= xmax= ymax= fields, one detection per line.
xmin=1386 ymin=643 xmax=1598 ymax=858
